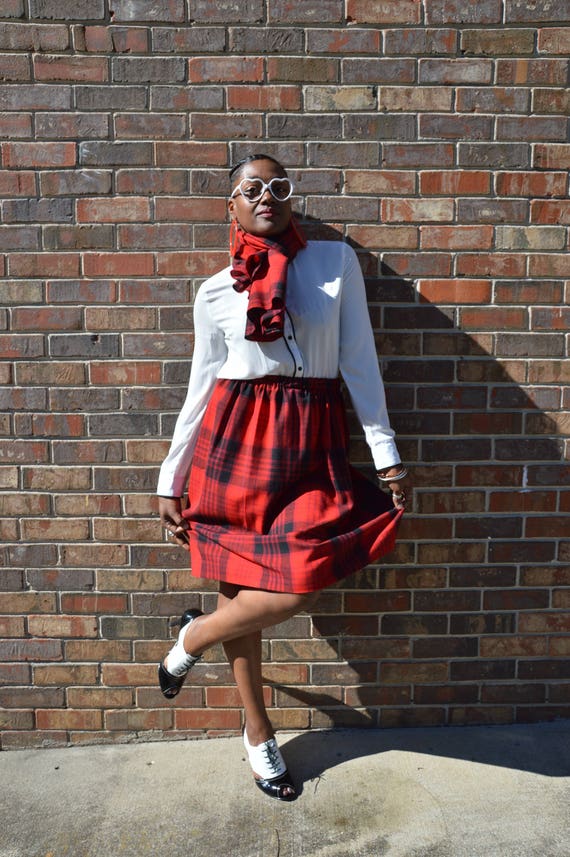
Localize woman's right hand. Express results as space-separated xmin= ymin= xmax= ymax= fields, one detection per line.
xmin=158 ymin=496 xmax=190 ymax=550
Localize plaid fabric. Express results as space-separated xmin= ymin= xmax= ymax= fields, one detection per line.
xmin=229 ymin=219 xmax=306 ymax=342
xmin=183 ymin=376 xmax=403 ymax=593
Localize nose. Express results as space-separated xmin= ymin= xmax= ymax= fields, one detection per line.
xmin=259 ymin=185 xmax=273 ymax=203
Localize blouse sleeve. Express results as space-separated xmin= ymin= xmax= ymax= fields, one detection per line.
xmin=338 ymin=244 xmax=402 ymax=471
xmin=156 ymin=286 xmax=228 ymax=497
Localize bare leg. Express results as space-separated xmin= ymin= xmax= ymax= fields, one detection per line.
xmin=217 ymin=583 xmax=272 ymax=744
xmin=218 ymin=583 xmax=296 ymax=799
xmin=183 ymin=586 xmax=319 ymax=657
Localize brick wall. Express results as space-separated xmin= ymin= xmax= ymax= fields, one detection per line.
xmin=1 ymin=0 xmax=569 ymax=748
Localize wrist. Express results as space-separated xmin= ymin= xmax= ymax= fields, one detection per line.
xmin=377 ymin=466 xmax=408 ymax=482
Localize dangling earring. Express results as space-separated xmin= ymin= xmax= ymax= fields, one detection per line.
xmin=229 ymin=218 xmax=240 ymax=256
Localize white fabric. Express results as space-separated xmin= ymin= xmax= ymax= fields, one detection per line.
xmin=157 ymin=240 xmax=401 ymax=497
xmin=164 ymin=623 xmax=201 ymax=676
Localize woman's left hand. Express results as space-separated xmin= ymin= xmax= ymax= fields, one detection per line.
xmin=377 ymin=467 xmax=412 ymax=511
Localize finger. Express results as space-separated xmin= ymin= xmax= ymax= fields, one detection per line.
xmin=164 ymin=526 xmax=190 ymax=548
xmin=391 ymin=489 xmax=408 ymax=510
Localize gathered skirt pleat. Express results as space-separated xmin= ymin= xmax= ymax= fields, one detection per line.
xmin=183 ymin=376 xmax=402 ymax=593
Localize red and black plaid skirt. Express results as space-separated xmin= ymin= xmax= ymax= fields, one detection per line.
xmin=183 ymin=376 xmax=403 ymax=593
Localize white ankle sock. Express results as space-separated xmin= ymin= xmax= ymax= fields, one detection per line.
xmin=165 ymin=624 xmax=201 ymax=677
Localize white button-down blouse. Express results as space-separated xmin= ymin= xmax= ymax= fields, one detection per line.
xmin=156 ymin=240 xmax=401 ymax=497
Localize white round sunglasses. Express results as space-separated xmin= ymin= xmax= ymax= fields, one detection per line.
xmin=230 ymin=176 xmax=294 ymax=203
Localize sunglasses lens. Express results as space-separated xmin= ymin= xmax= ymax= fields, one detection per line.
xmin=237 ymin=177 xmax=293 ymax=203
xmin=240 ymin=179 xmax=265 ymax=201
xmin=269 ymin=179 xmax=292 ymax=200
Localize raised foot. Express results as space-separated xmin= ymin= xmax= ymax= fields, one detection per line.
xmin=158 ymin=608 xmax=203 ymax=699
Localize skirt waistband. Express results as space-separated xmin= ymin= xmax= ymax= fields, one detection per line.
xmin=222 ymin=375 xmax=341 ymax=393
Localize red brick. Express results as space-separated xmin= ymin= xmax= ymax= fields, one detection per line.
xmin=383 ymin=252 xmax=452 ymax=278
xmin=0 ymin=170 xmax=36 ymax=196
xmin=206 ymin=686 xmax=271 ymax=708
xmin=344 ymin=592 xmax=411 ymax=613
xmin=2 ymin=142 xmax=75 ymax=168
xmin=380 ymin=86 xmax=453 ymax=113
xmin=344 ymin=169 xmax=415 ymax=196
xmin=535 ymin=87 xmax=570 ymax=117
xmin=457 ymin=253 xmax=526 ymax=277
xmin=480 ymin=636 xmax=548 ymax=657
xmin=383 ymin=198 xmax=454 ymax=222
xmin=462 ymin=28 xmax=535 ymax=55
xmin=90 ymin=361 xmax=161 ymax=385
xmin=105 ymin=708 xmax=173 ymax=731
xmin=155 ymin=197 xmax=227 ymax=222
xmin=347 ymin=225 xmax=418 ymax=250
xmin=421 ymin=225 xmax=493 ymax=250
xmin=268 ymin=56 xmax=339 ymax=84
xmin=506 ymin=1 xmax=570 ymax=23
xmin=0 ymin=111 xmax=32 ymax=138
xmin=175 ymin=709 xmax=241 ymax=730
xmin=155 ymin=142 xmax=226 ymax=167
xmin=0 ymin=52 xmax=30 ymax=81
xmin=18 ymin=414 xmax=86 ymax=439
xmin=498 ymin=115 xmax=567 ymax=142
xmin=418 ymin=279 xmax=490 ymax=304
xmin=420 ymin=58 xmax=493 ymax=84
xmin=34 ymin=55 xmax=108 ymax=82
xmin=420 ymin=170 xmax=490 ymax=195
xmin=195 ymin=111 xmax=265 ymax=140
xmin=64 ymin=641 xmax=130 ymax=662
xmin=60 ymin=594 xmax=127 ymax=614
xmin=8 ymin=252 xmax=80 ymax=278
xmin=227 ymin=85 xmax=300 ymax=112
xmin=496 ymin=170 xmax=567 ymax=197
xmin=384 ymin=144 xmax=455 ymax=169
xmin=526 ymin=516 xmax=569 ymax=539
xmin=519 ymin=612 xmax=570 ymax=634
xmin=347 ymin=0 xmax=420 ymax=22
xmin=116 ymin=168 xmax=187 ymax=195
xmin=496 ymin=59 xmax=568 ymax=86
xmin=83 ymin=252 xmax=154 ymax=277
xmin=110 ymin=0 xmax=185 ymax=21
xmin=531 ymin=200 xmax=570 ymax=225
xmin=385 ymin=27 xmax=456 ymax=55
xmin=307 ymin=27 xmax=381 ymax=54
xmin=425 ymin=0 xmax=501 ymax=23
xmin=0 ymin=617 xmax=25 ymax=637
xmin=156 ymin=251 xmax=228 ymax=277
xmin=538 ymin=27 xmax=570 ymax=54
xmin=529 ymin=254 xmax=570 ymax=277
xmin=461 ymin=307 xmax=527 ymax=330
xmin=77 ymin=197 xmax=151 ymax=223
xmin=12 ymin=307 xmax=82 ymax=331
xmin=36 ymin=709 xmax=102 ymax=730
xmin=84 ymin=25 xmax=150 ymax=53
xmin=189 ymin=56 xmax=263 ymax=83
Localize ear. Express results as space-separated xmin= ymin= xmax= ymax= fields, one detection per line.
xmin=228 ymin=196 xmax=237 ymax=220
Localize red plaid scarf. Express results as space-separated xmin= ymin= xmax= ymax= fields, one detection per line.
xmin=229 ymin=218 xmax=306 ymax=342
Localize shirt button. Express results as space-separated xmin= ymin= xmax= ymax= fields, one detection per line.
xmin=287 ymin=335 xmax=293 ymax=340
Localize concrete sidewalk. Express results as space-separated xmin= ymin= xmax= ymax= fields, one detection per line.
xmin=1 ymin=721 xmax=569 ymax=857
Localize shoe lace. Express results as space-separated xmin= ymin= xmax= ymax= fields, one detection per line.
xmin=262 ymin=739 xmax=283 ymax=776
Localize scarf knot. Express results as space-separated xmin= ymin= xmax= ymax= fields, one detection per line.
xmin=230 ymin=219 xmax=306 ymax=342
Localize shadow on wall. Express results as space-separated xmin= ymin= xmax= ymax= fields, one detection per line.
xmin=282 ymin=215 xmax=566 ymax=730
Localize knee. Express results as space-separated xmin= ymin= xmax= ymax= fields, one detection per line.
xmin=293 ymin=591 xmax=320 ymax=613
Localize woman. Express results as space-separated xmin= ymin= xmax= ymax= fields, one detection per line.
xmin=156 ymin=154 xmax=411 ymax=802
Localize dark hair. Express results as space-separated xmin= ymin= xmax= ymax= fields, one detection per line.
xmin=229 ymin=153 xmax=286 ymax=184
